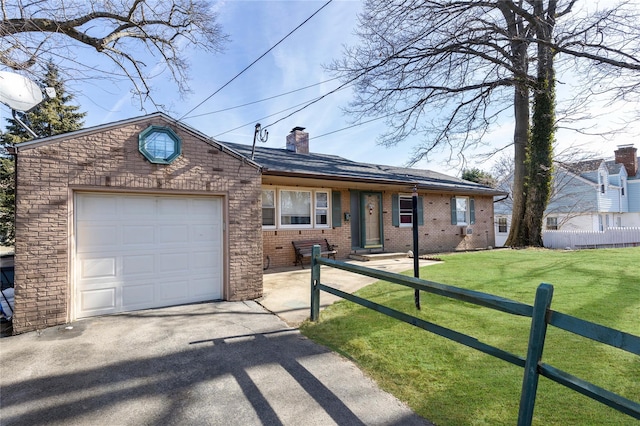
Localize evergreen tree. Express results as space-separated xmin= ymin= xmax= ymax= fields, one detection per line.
xmin=461 ymin=168 xmax=497 ymax=188
xmin=1 ymin=61 xmax=86 ymax=245
xmin=0 ymin=157 xmax=14 ymax=245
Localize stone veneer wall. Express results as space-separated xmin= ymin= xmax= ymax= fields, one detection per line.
xmin=14 ymin=117 xmax=262 ymax=333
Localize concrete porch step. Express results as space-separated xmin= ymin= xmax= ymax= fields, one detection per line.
xmin=349 ymin=252 xmax=409 ymax=261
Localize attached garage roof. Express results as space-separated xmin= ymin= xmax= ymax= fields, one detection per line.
xmin=12 ymin=112 xmax=261 ymax=170
xmin=222 ymin=142 xmax=505 ymax=196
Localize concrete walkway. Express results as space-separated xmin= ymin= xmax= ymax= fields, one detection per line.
xmin=0 ymin=258 xmax=435 ymax=425
xmin=259 ymin=256 xmax=437 ymax=326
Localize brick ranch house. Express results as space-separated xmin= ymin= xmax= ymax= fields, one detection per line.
xmin=11 ymin=112 xmax=503 ymax=333
xmin=225 ymin=127 xmax=505 ymax=269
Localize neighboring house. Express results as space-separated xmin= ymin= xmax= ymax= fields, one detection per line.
xmin=226 ymin=127 xmax=505 ymax=269
xmin=10 ymin=113 xmax=503 ymax=334
xmin=494 ymin=144 xmax=640 ymax=246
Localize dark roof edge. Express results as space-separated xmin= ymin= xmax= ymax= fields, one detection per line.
xmin=263 ymin=170 xmax=507 ymax=196
xmin=13 ymin=112 xmax=261 ymax=170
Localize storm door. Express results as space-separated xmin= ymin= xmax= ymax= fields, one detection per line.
xmin=361 ymin=192 xmax=383 ymax=248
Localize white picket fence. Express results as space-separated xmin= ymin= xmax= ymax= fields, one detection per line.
xmin=543 ymin=227 xmax=640 ymax=249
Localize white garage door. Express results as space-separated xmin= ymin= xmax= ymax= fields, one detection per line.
xmin=75 ymin=193 xmax=223 ymax=318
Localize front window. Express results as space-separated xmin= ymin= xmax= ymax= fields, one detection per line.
xmin=399 ymin=195 xmax=413 ymax=226
xmin=280 ymin=190 xmax=311 ymax=226
xmin=315 ymin=191 xmax=329 ymax=227
xmin=456 ymin=197 xmax=468 ymax=225
xmin=546 ymin=217 xmax=558 ymax=230
xmin=262 ymin=190 xmax=275 ymax=227
xmin=498 ymin=217 xmax=508 ymax=233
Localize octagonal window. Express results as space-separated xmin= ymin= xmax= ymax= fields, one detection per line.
xmin=139 ymin=125 xmax=181 ymax=164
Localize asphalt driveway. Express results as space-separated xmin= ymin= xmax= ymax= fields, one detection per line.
xmin=0 ymin=300 xmax=431 ymax=426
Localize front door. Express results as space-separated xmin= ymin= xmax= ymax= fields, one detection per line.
xmin=362 ymin=192 xmax=383 ymax=248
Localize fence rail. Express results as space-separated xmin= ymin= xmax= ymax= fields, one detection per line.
xmin=308 ymin=246 xmax=640 ymax=426
xmin=543 ymin=227 xmax=640 ymax=249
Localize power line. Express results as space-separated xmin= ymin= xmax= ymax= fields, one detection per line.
xmin=184 ymin=76 xmax=342 ymax=119
xmin=213 ymin=87 xmax=350 ymax=138
xmin=310 ymin=115 xmax=390 ymax=140
xmin=261 ymin=67 xmax=373 ymax=130
xmin=178 ymin=0 xmax=334 ymax=121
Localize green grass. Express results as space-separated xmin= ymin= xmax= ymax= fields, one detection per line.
xmin=300 ymin=248 xmax=640 ymax=425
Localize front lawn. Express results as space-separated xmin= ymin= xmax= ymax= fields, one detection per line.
xmin=300 ymin=248 xmax=640 ymax=425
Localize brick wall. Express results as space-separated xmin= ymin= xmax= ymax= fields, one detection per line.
xmin=262 ymin=189 xmax=496 ymax=268
xmin=383 ymin=192 xmax=496 ymax=254
xmin=14 ymin=116 xmax=262 ymax=333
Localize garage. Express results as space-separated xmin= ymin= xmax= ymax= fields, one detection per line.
xmin=13 ymin=113 xmax=263 ymax=334
xmin=75 ymin=193 xmax=224 ymax=318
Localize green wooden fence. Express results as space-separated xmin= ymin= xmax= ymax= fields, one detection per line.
xmin=308 ymin=246 xmax=640 ymax=425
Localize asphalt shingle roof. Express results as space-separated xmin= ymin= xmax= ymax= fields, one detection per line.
xmin=563 ymin=156 xmax=640 ymax=182
xmin=222 ymin=142 xmax=504 ymax=195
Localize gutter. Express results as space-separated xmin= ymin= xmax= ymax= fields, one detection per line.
xmin=261 ymin=169 xmax=507 ymax=196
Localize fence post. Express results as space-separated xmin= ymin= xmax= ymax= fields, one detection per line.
xmin=518 ymin=283 xmax=554 ymax=426
xmin=310 ymin=245 xmax=321 ymax=321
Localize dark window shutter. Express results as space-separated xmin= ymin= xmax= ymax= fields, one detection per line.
xmin=470 ymin=197 xmax=476 ymax=224
xmin=392 ymin=194 xmax=399 ymax=227
xmin=450 ymin=197 xmax=457 ymax=225
xmin=417 ymin=196 xmax=424 ymax=225
xmin=332 ymin=191 xmax=342 ymax=227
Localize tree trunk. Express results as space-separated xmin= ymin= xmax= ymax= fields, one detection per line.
xmin=523 ymin=74 xmax=554 ymax=246
xmin=505 ymin=82 xmax=530 ymax=247
xmin=504 ymin=27 xmax=530 ymax=247
xmin=523 ymin=1 xmax=556 ymax=247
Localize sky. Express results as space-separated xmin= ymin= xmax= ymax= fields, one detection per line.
xmin=2 ymin=0 xmax=638 ymax=176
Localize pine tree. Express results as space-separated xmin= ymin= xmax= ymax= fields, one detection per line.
xmin=1 ymin=61 xmax=86 ymax=245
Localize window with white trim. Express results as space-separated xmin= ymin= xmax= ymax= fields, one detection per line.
xmin=497 ymin=217 xmax=508 ymax=233
xmin=450 ymin=196 xmax=475 ymax=225
xmin=546 ymin=217 xmax=558 ymax=230
xmin=399 ymin=195 xmax=413 ymax=226
xmin=315 ymin=191 xmax=329 ymax=227
xmin=261 ymin=190 xmax=276 ymax=227
xmin=262 ymin=187 xmax=332 ymax=229
xmin=456 ymin=198 xmax=468 ymax=224
xmin=280 ymin=190 xmax=312 ymax=226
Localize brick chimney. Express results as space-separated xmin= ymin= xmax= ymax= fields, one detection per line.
xmin=614 ymin=144 xmax=638 ymax=176
xmin=286 ymin=127 xmax=309 ymax=154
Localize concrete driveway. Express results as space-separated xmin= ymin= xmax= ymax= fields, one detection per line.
xmin=1 ymin=259 xmax=433 ymax=426
xmin=259 ymin=256 xmax=437 ymax=326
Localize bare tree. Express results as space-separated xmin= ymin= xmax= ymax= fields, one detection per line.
xmin=331 ymin=0 xmax=640 ymax=247
xmin=1 ymin=0 xmax=227 ymax=109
